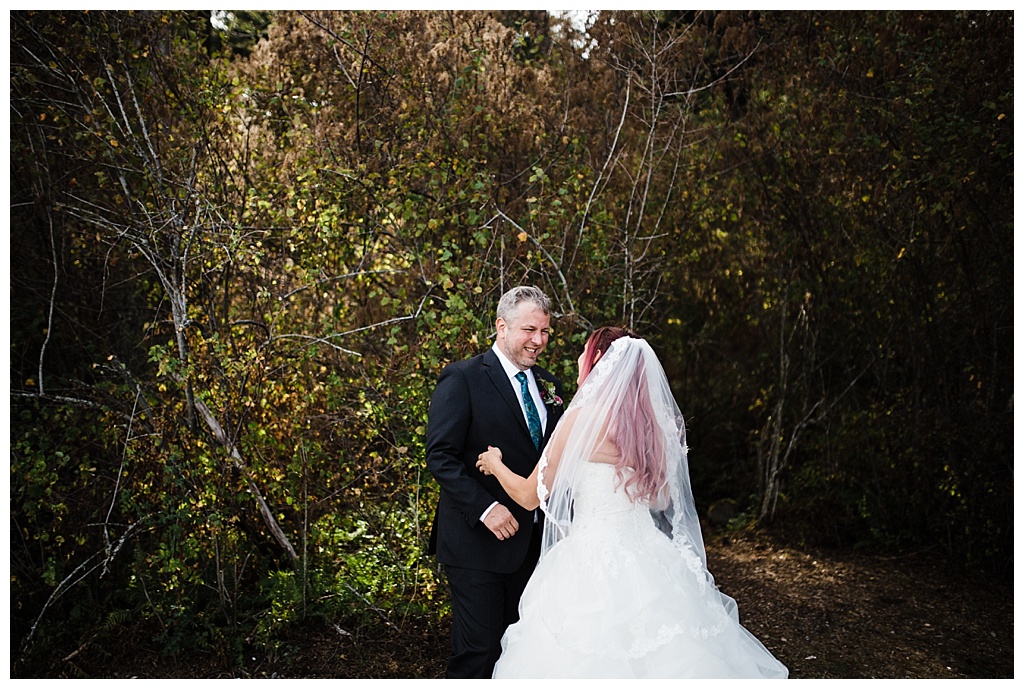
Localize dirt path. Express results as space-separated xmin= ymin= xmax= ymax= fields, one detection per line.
xmin=704 ymin=531 xmax=1013 ymax=679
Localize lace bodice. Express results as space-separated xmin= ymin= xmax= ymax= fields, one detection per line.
xmin=568 ymin=462 xmax=665 ymax=551
xmin=573 ymin=462 xmax=647 ymax=519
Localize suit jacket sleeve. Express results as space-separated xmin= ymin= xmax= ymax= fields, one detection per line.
xmin=425 ymin=362 xmax=496 ymax=526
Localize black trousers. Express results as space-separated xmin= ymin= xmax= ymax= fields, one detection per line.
xmin=443 ymin=524 xmax=542 ymax=679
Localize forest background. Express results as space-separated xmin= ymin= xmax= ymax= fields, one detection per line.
xmin=8 ymin=9 xmax=1013 ymax=678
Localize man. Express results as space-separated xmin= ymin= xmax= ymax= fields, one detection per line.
xmin=425 ymin=285 xmax=565 ymax=678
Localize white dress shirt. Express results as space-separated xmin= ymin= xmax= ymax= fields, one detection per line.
xmin=480 ymin=342 xmax=547 ymax=522
xmin=491 ymin=342 xmax=548 ymax=433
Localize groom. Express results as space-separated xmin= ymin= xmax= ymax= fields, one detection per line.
xmin=425 ymin=285 xmax=564 ymax=678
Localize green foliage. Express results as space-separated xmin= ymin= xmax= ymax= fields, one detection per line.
xmin=9 ymin=8 xmax=1013 ymax=676
xmin=666 ymin=10 xmax=1012 ymax=572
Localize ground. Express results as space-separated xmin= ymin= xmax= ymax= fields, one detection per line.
xmin=27 ymin=529 xmax=1013 ymax=679
xmin=702 ymin=531 xmax=1012 ymax=679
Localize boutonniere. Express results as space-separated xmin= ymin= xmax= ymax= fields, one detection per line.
xmin=538 ymin=379 xmax=563 ymax=407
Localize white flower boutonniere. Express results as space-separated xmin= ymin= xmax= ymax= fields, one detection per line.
xmin=538 ymin=379 xmax=563 ymax=407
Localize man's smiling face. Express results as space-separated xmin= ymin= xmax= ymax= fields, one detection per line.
xmin=496 ymin=303 xmax=551 ymax=370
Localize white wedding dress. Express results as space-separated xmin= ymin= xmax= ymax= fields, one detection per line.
xmin=493 ymin=462 xmax=788 ymax=678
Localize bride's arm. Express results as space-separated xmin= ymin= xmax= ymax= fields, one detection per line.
xmin=476 ymin=447 xmax=541 ymax=510
xmin=477 ymin=408 xmax=584 ymax=510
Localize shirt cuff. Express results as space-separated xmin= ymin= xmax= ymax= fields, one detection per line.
xmin=480 ymin=501 xmax=499 ymax=522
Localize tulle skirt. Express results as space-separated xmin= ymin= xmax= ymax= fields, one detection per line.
xmin=493 ymin=505 xmax=788 ymax=679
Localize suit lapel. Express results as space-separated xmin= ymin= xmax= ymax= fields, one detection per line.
xmin=534 ymin=369 xmax=563 ymax=444
xmin=483 ymin=349 xmax=531 ymax=437
xmin=484 ymin=349 xmax=565 ymax=449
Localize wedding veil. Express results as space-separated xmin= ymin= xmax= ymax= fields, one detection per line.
xmin=536 ymin=337 xmax=709 ymax=578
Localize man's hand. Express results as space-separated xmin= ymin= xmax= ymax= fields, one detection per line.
xmin=482 ymin=503 xmax=519 ymax=541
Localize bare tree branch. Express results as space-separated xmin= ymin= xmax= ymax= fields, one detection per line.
xmin=189 ymin=393 xmax=300 ymax=567
xmin=487 ymin=210 xmax=589 ymax=329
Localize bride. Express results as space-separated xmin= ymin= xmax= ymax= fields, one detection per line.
xmin=476 ymin=327 xmax=788 ymax=678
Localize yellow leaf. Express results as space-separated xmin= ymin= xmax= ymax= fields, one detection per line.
xmin=517 ymin=232 xmax=528 ymax=242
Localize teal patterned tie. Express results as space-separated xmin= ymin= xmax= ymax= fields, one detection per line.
xmin=516 ymin=371 xmax=543 ymax=450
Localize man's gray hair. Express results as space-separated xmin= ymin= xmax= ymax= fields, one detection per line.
xmin=496 ymin=286 xmax=551 ymax=324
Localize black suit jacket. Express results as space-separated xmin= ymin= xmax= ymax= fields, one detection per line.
xmin=425 ymin=348 xmax=564 ymax=574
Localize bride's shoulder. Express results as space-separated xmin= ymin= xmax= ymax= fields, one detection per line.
xmin=559 ymin=404 xmax=601 ymax=430
xmin=567 ymin=402 xmax=613 ymax=428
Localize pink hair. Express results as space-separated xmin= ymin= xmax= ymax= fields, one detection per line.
xmin=582 ymin=327 xmax=667 ymax=504
xmin=580 ymin=326 xmax=635 ymax=380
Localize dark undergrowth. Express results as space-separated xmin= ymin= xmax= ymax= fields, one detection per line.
xmin=14 ymin=529 xmax=1012 ymax=679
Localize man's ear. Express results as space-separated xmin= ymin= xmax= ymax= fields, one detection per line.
xmin=495 ymin=317 xmax=506 ymax=339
